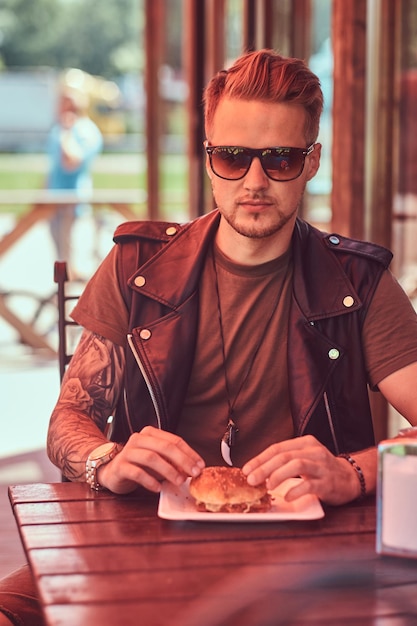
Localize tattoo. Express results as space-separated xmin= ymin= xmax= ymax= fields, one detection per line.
xmin=47 ymin=330 xmax=125 ymax=481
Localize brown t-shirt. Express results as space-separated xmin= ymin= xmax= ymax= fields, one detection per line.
xmin=72 ymin=242 xmax=417 ymax=463
xmin=175 ymin=245 xmax=294 ymax=466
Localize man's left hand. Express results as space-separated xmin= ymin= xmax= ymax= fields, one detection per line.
xmin=242 ymin=435 xmax=374 ymax=505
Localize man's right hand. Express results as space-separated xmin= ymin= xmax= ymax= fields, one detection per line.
xmin=98 ymin=426 xmax=205 ymax=494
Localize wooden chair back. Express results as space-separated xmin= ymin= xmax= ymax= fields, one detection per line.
xmin=53 ymin=261 xmax=81 ymax=382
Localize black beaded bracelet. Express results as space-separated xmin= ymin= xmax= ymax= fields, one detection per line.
xmin=338 ymin=453 xmax=367 ymax=501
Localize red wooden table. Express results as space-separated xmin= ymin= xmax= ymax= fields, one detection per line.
xmin=8 ymin=482 xmax=417 ymax=626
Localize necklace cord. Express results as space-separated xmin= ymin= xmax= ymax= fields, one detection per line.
xmin=212 ymin=247 xmax=290 ymax=445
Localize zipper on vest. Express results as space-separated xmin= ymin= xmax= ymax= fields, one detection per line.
xmin=123 ymin=387 xmax=135 ymax=435
xmin=323 ymin=391 xmax=340 ymax=454
xmin=127 ymin=333 xmax=162 ymax=429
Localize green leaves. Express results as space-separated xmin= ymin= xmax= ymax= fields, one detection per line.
xmin=0 ymin=0 xmax=142 ymax=78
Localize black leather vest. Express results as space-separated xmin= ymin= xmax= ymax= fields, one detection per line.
xmin=111 ymin=210 xmax=392 ymax=454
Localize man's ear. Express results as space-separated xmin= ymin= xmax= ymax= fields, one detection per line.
xmin=205 ymin=154 xmax=213 ymax=180
xmin=305 ymin=143 xmax=322 ymax=182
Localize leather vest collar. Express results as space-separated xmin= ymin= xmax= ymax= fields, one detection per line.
xmin=122 ymin=210 xmax=392 ymax=323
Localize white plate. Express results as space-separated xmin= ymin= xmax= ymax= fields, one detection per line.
xmin=158 ymin=477 xmax=324 ymax=522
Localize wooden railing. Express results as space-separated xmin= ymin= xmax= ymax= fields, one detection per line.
xmin=0 ymin=189 xmax=145 ymax=353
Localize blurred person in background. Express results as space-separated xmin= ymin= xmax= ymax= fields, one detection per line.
xmin=47 ymin=87 xmax=103 ymax=268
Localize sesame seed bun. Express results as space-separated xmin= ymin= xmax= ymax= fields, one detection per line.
xmin=189 ymin=466 xmax=271 ymax=513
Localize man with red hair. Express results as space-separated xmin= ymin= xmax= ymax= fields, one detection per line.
xmin=2 ymin=48 xmax=417 ymax=626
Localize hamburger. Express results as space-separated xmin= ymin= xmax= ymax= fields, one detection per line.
xmin=189 ymin=466 xmax=272 ymax=513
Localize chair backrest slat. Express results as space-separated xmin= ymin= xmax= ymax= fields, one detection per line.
xmin=53 ymin=261 xmax=81 ymax=382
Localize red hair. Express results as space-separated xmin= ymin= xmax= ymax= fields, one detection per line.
xmin=204 ymin=49 xmax=323 ymax=144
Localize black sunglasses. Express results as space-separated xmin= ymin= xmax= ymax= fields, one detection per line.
xmin=205 ymin=143 xmax=315 ymax=182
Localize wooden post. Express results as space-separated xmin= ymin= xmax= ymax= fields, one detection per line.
xmin=184 ymin=0 xmax=207 ymax=218
xmin=185 ymin=0 xmax=225 ymax=217
xmin=364 ymin=0 xmax=399 ymax=248
xmin=331 ymin=0 xmax=367 ymax=238
xmin=243 ymin=0 xmax=274 ymax=51
xmin=243 ymin=0 xmax=256 ymax=51
xmin=145 ymin=0 xmax=164 ymax=220
xmin=365 ymin=0 xmax=401 ymax=443
xmin=290 ymin=0 xmax=312 ymax=60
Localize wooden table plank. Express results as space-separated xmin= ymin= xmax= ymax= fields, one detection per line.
xmin=44 ymin=601 xmax=189 ymax=626
xmin=40 ymin=566 xmax=417 ymax=626
xmin=15 ymin=511 xmax=375 ymax=553
xmin=11 ymin=497 xmax=157 ymax=525
xmin=42 ymin=591 xmax=415 ymax=626
xmin=27 ymin=533 xmax=378 ymax=575
xmin=34 ymin=550 xmax=417 ymax=604
xmin=10 ymin=484 xmax=377 ymax=536
xmin=9 ymin=481 xmax=114 ymax=503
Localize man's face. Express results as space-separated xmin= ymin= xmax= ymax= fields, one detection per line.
xmin=206 ymin=97 xmax=321 ymax=241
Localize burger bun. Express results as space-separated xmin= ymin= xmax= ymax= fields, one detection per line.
xmin=189 ymin=466 xmax=271 ymax=513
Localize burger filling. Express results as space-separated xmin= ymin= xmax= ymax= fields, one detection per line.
xmin=194 ymin=492 xmax=272 ymax=513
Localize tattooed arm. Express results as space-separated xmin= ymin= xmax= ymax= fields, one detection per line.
xmin=47 ymin=329 xmax=125 ymax=482
xmin=47 ymin=329 xmax=205 ymax=493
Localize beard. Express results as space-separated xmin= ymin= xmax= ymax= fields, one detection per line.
xmin=219 ymin=201 xmax=300 ymax=240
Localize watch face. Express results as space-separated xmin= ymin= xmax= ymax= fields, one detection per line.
xmin=90 ymin=442 xmax=115 ymax=461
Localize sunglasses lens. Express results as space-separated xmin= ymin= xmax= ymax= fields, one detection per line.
xmin=207 ymin=146 xmax=309 ymax=181
xmin=210 ymin=147 xmax=252 ymax=179
xmin=262 ymin=148 xmax=304 ymax=181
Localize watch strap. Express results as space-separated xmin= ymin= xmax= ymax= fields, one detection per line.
xmin=86 ymin=442 xmax=119 ymax=491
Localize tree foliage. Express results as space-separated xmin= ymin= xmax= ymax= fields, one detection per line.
xmin=0 ymin=0 xmax=143 ymax=77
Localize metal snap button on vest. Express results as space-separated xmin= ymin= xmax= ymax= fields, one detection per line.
xmin=343 ymin=295 xmax=354 ymax=308
xmin=134 ymin=275 xmax=146 ymax=287
xmin=329 ymin=235 xmax=340 ymax=245
xmin=328 ymin=348 xmax=340 ymax=360
xmin=165 ymin=226 xmax=177 ymax=236
xmin=139 ymin=329 xmax=151 ymax=340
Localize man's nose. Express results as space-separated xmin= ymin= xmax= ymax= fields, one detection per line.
xmin=243 ymin=156 xmax=269 ymax=190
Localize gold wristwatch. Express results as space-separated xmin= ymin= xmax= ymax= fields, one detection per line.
xmin=86 ymin=442 xmax=119 ymax=491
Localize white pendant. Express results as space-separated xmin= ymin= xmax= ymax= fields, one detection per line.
xmin=221 ymin=439 xmax=233 ymax=466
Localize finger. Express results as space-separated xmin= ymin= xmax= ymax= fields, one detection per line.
xmin=246 ymin=454 xmax=323 ymax=496
xmin=140 ymin=426 xmax=205 ymax=470
xmin=243 ymin=448 xmax=300 ymax=485
xmin=125 ymin=430 xmax=204 ymax=485
xmin=110 ymin=460 xmax=165 ymax=494
xmin=242 ymin=435 xmax=318 ymax=475
xmin=108 ymin=446 xmax=193 ymax=494
xmin=97 ymin=451 xmax=166 ymax=495
xmin=122 ymin=450 xmax=189 ymax=490
xmin=136 ymin=431 xmax=205 ymax=477
xmin=243 ymin=436 xmax=330 ymax=485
